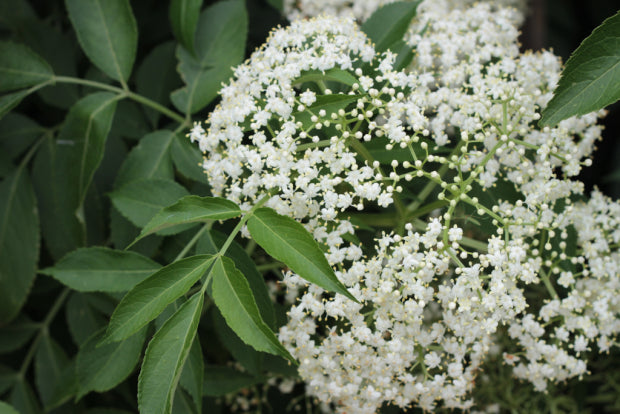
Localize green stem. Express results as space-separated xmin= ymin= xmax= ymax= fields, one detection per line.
xmin=18 ymin=288 xmax=70 ymax=378
xmin=218 ymin=193 xmax=273 ymax=256
xmin=346 ymin=137 xmax=406 ymax=218
xmin=173 ymin=223 xmax=211 ymax=262
xmin=53 ymin=75 xmax=187 ymax=125
xmin=405 ymin=141 xmax=464 ymax=215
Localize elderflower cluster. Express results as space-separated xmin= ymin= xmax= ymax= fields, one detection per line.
xmin=190 ymin=4 xmax=616 ymax=413
xmin=284 ymin=0 xmax=528 ymax=24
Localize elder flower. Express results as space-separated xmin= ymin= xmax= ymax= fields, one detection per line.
xmin=190 ymin=3 xmax=615 ymax=413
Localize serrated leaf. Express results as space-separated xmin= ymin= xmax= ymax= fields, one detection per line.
xmin=65 ymin=0 xmax=137 ymax=83
xmin=0 ymin=153 xmax=13 ymax=179
xmin=179 ymin=338 xmax=203 ymax=412
xmin=66 ymin=293 xmax=108 ymax=346
xmin=0 ymin=315 xmax=38 ymax=354
xmin=42 ymin=360 xmax=77 ymax=411
xmin=108 ymin=101 xmax=150 ymax=141
xmin=0 ymin=0 xmax=36 ymax=32
xmin=0 ymin=366 xmax=17 ymax=394
xmin=293 ymin=68 xmax=358 ymax=87
xmin=0 ymin=113 xmax=44 ymax=159
xmin=34 ymin=335 xmax=69 ymax=407
xmin=32 ymin=92 xmax=118 ymax=260
xmin=9 ymin=380 xmax=41 ymax=414
xmin=213 ymin=308 xmax=263 ymax=375
xmin=172 ymin=388 xmax=198 ymax=414
xmin=210 ymin=256 xmax=294 ymax=362
xmin=109 ymin=178 xmax=190 ymax=231
xmin=135 ymin=196 xmax=241 ymax=244
xmin=24 ymin=22 xmax=80 ymax=110
xmin=41 ymin=247 xmax=160 ymax=292
xmin=199 ymin=230 xmax=275 ymax=328
xmin=76 ymin=327 xmax=146 ymax=399
xmin=136 ymin=42 xmax=180 ymax=127
xmin=171 ymin=133 xmax=205 ymax=181
xmin=247 ymin=208 xmax=356 ymax=301
xmin=110 ymin=207 xmax=163 ymax=256
xmin=0 ymin=41 xmax=54 ymax=92
xmin=0 ymin=167 xmax=39 ymax=323
xmin=540 ymin=10 xmax=620 ymax=126
xmin=265 ymin=0 xmax=282 ymax=11
xmin=203 ymin=365 xmax=261 ymax=397
xmin=0 ymin=89 xmax=33 ymax=120
xmin=361 ymin=1 xmax=422 ymax=53
xmin=115 ymin=130 xmax=175 ymax=186
xmin=171 ymin=0 xmax=247 ymax=114
xmin=0 ymin=401 xmax=19 ymax=414
xmin=104 ymin=255 xmax=214 ymax=344
xmin=138 ymin=292 xmax=203 ymax=414
xmin=169 ymin=0 xmax=203 ymax=54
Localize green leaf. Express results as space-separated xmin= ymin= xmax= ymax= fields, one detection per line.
xmin=115 ymin=130 xmax=176 ymax=187
xmin=76 ymin=327 xmax=146 ymax=399
xmin=213 ymin=308 xmax=263 ymax=376
xmin=0 ymin=400 xmax=20 ymax=414
xmin=203 ymin=365 xmax=261 ymax=397
xmin=136 ymin=42 xmax=180 ymax=127
xmin=66 ymin=293 xmax=109 ymax=346
xmin=0 ymin=366 xmax=17 ymax=394
xmin=135 ymin=196 xmax=241 ymax=243
xmin=104 ymin=255 xmax=214 ymax=343
xmin=86 ymin=409 xmax=134 ymax=414
xmin=109 ymin=178 xmax=190 ymax=231
xmin=0 ymin=0 xmax=36 ymax=32
xmin=293 ymin=68 xmax=359 ymax=87
xmin=32 ymin=92 xmax=117 ymax=260
xmin=292 ymin=94 xmax=360 ymax=130
xmin=361 ymin=1 xmax=422 ymax=53
xmin=171 ymin=0 xmax=248 ymax=114
xmin=0 ymin=89 xmax=33 ymax=120
xmin=110 ymin=207 xmax=163 ymax=256
xmin=108 ymin=101 xmax=150 ymax=141
xmin=23 ymin=22 xmax=80 ymax=110
xmin=172 ymin=388 xmax=198 ymax=414
xmin=265 ymin=0 xmax=283 ymax=11
xmin=65 ymin=91 xmax=119 ymax=216
xmin=199 ymin=230 xmax=275 ymax=328
xmin=210 ymin=255 xmax=294 ymax=362
xmin=171 ymin=133 xmax=205 ymax=182
xmin=34 ymin=335 xmax=69 ymax=407
xmin=65 ymin=0 xmax=137 ymax=83
xmin=9 ymin=379 xmax=41 ymax=414
xmin=138 ymin=292 xmax=203 ymax=414
xmin=247 ymin=208 xmax=356 ymax=301
xmin=0 ymin=153 xmax=13 ymax=179
xmin=0 ymin=315 xmax=38 ymax=354
xmin=0 ymin=167 xmax=39 ymax=323
xmin=540 ymin=10 xmax=620 ymax=126
xmin=179 ymin=338 xmax=203 ymax=412
xmin=169 ymin=0 xmax=203 ymax=54
xmin=42 ymin=360 xmax=77 ymax=410
xmin=0 ymin=41 xmax=54 ymax=92
xmin=0 ymin=113 xmax=44 ymax=159
xmin=41 ymin=247 xmax=161 ymax=293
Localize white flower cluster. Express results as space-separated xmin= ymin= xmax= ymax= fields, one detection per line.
xmin=283 ymin=0 xmax=528 ymax=24
xmin=280 ymin=222 xmax=496 ymax=412
xmin=190 ymin=3 xmax=616 ymax=413
xmin=496 ymin=191 xmax=620 ymax=391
